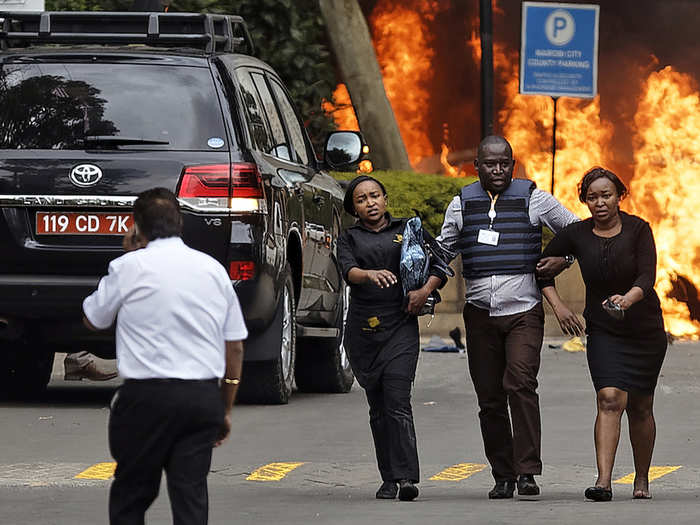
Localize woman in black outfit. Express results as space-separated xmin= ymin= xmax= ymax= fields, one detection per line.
xmin=337 ymin=175 xmax=445 ymax=502
xmin=540 ymin=168 xmax=667 ymax=501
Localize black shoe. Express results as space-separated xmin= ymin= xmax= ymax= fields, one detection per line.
xmin=375 ymin=481 xmax=398 ymax=499
xmin=448 ymin=327 xmax=465 ymax=349
xmin=517 ymin=474 xmax=540 ymax=496
xmin=398 ymin=479 xmax=419 ymax=501
xmin=488 ymin=480 xmax=515 ymax=499
xmin=585 ymin=486 xmax=612 ymax=502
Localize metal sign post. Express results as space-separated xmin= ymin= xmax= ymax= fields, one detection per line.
xmin=520 ymin=2 xmax=600 ymax=194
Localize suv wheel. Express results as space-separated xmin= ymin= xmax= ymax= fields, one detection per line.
xmin=238 ymin=265 xmax=296 ymax=404
xmin=295 ymin=282 xmax=354 ymax=393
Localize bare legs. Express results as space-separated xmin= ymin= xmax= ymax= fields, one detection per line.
xmin=592 ymin=387 xmax=656 ymax=498
xmin=593 ymin=387 xmax=626 ymax=490
xmin=627 ymin=393 xmax=656 ymax=498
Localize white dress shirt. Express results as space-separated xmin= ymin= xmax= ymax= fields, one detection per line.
xmin=83 ymin=237 xmax=248 ymax=379
xmin=437 ymin=187 xmax=579 ymax=316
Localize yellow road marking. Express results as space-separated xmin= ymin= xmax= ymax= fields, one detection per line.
xmin=430 ymin=463 xmax=487 ymax=482
xmin=614 ymin=466 xmax=682 ymax=484
xmin=75 ymin=462 xmax=117 ymax=480
xmin=246 ymin=462 xmax=305 ymax=481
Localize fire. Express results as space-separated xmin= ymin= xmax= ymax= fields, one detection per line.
xmin=629 ymin=66 xmax=700 ymax=338
xmin=369 ymin=0 xmax=441 ymax=166
xmin=322 ymin=84 xmax=359 ymax=131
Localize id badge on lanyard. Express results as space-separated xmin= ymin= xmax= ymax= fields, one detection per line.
xmin=477 ymin=192 xmax=500 ymax=246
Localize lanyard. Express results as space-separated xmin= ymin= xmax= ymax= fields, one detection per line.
xmin=487 ymin=192 xmax=499 ymax=230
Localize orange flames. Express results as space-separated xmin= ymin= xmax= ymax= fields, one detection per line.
xmin=629 ymin=66 xmax=700 ymax=338
xmin=322 ymin=84 xmax=359 ymax=131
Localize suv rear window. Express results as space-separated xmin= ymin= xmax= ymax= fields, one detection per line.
xmin=0 ymin=62 xmax=227 ymax=151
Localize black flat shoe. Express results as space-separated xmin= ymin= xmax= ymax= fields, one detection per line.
xmin=375 ymin=481 xmax=397 ymax=499
xmin=488 ymin=480 xmax=516 ymax=499
xmin=398 ymin=479 xmax=419 ymax=501
xmin=585 ymin=486 xmax=613 ymax=502
xmin=517 ymin=474 xmax=540 ymax=496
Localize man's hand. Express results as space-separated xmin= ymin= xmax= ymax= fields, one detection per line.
xmin=122 ymin=226 xmax=147 ymax=252
xmin=405 ymin=287 xmax=431 ymax=315
xmin=214 ymin=413 xmax=231 ymax=447
xmin=552 ymin=302 xmax=584 ymax=336
xmin=365 ymin=269 xmax=397 ymax=288
xmin=536 ymin=256 xmax=568 ymax=280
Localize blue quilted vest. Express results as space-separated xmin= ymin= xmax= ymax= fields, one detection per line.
xmin=456 ymin=179 xmax=541 ymax=279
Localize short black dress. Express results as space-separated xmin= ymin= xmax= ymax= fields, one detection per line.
xmin=541 ymin=212 xmax=667 ymax=393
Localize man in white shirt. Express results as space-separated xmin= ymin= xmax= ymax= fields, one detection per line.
xmin=437 ymin=136 xmax=577 ymax=499
xmin=83 ymin=188 xmax=247 ymax=525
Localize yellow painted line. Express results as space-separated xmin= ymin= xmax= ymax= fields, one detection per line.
xmin=246 ymin=462 xmax=305 ymax=481
xmin=614 ymin=466 xmax=682 ymax=484
xmin=74 ymin=462 xmax=117 ymax=480
xmin=429 ymin=463 xmax=487 ymax=482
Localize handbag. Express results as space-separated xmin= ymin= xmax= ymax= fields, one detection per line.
xmin=399 ymin=217 xmax=455 ymax=316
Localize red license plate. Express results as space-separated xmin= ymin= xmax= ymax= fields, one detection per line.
xmin=36 ymin=212 xmax=133 ymax=235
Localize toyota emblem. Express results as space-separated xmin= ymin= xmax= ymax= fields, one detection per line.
xmin=69 ymin=164 xmax=103 ymax=187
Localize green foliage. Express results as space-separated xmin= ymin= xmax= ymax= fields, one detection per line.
xmin=332 ymin=171 xmax=478 ymax=237
xmin=43 ymin=0 xmax=337 ymax=152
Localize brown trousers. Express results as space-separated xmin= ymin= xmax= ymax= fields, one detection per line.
xmin=463 ymin=302 xmax=544 ymax=481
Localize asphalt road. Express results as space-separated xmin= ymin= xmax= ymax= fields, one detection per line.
xmin=1 ymin=339 xmax=699 ymax=524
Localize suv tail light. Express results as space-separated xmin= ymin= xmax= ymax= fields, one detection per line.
xmin=177 ymin=163 xmax=266 ymax=213
xmin=229 ymin=261 xmax=256 ymax=280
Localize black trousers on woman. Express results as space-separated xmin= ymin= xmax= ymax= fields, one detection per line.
xmin=365 ymin=351 xmax=420 ymax=483
xmin=108 ymin=379 xmax=224 ymax=525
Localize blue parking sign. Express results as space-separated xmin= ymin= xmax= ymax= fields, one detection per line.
xmin=520 ymin=2 xmax=600 ymax=98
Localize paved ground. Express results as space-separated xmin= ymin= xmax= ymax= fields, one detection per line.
xmin=1 ymin=339 xmax=699 ymax=524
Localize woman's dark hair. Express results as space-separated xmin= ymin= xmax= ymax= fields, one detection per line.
xmin=342 ymin=175 xmax=387 ymax=216
xmin=133 ymin=187 xmax=183 ymax=241
xmin=578 ymin=167 xmax=628 ymax=203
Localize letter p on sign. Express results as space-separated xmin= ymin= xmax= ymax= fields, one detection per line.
xmin=546 ymin=9 xmax=575 ymax=46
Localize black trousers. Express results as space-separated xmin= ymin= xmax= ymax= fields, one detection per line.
xmin=364 ymin=352 xmax=420 ymax=483
xmin=463 ymin=302 xmax=544 ymax=481
xmin=108 ymin=379 xmax=224 ymax=525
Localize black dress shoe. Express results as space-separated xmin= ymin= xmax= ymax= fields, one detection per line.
xmin=585 ymin=486 xmax=613 ymax=502
xmin=517 ymin=474 xmax=540 ymax=496
xmin=398 ymin=479 xmax=419 ymax=501
xmin=488 ymin=480 xmax=515 ymax=499
xmin=376 ymin=481 xmax=398 ymax=499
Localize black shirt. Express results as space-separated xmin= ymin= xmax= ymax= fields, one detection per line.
xmin=540 ymin=212 xmax=665 ymax=337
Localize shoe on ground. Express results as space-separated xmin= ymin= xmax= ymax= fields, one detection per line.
xmin=64 ymin=356 xmax=118 ymax=381
xmin=398 ymin=479 xmax=419 ymax=501
xmin=584 ymin=486 xmax=613 ymax=502
xmin=375 ymin=481 xmax=397 ymax=499
xmin=517 ymin=474 xmax=540 ymax=496
xmin=488 ymin=480 xmax=515 ymax=499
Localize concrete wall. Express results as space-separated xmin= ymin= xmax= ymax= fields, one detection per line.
xmin=0 ymin=0 xmax=45 ymax=10
xmin=420 ymin=256 xmax=586 ymax=339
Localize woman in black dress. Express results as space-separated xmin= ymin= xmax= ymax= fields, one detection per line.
xmin=539 ymin=168 xmax=667 ymax=501
xmin=337 ymin=175 xmax=446 ymax=502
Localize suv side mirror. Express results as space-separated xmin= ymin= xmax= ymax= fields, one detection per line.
xmin=324 ymin=131 xmax=364 ymax=170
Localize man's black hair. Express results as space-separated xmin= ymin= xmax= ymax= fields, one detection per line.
xmin=578 ymin=167 xmax=628 ymax=203
xmin=342 ymin=175 xmax=387 ymax=216
xmin=133 ymin=187 xmax=183 ymax=241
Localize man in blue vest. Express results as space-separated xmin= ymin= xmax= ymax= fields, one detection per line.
xmin=437 ymin=135 xmax=577 ymax=499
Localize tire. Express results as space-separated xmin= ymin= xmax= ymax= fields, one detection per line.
xmin=0 ymin=344 xmax=54 ymax=400
xmin=237 ymin=266 xmax=296 ymax=405
xmin=295 ymin=282 xmax=354 ymax=393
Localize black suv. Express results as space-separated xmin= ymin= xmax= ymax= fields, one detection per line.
xmin=0 ymin=11 xmax=363 ymax=403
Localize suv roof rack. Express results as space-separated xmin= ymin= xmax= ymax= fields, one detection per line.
xmin=0 ymin=11 xmax=255 ymax=55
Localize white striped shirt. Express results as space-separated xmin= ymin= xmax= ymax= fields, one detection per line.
xmin=437 ymin=187 xmax=579 ymax=316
